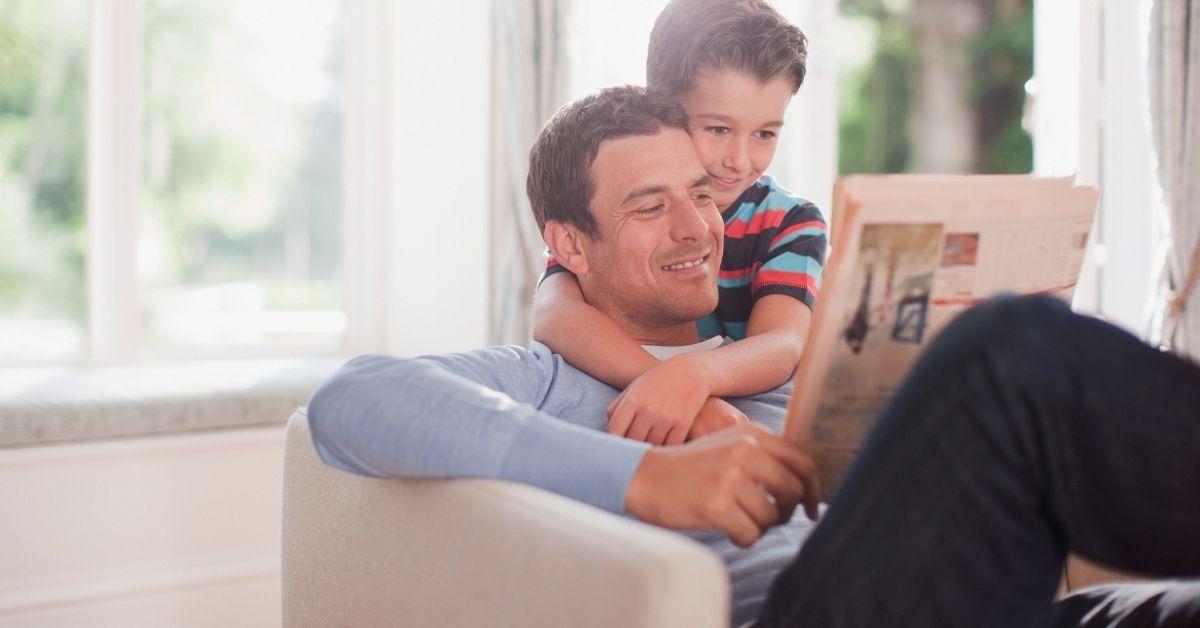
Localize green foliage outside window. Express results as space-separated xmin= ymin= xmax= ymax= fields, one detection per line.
xmin=838 ymin=0 xmax=1033 ymax=175
xmin=0 ymin=1 xmax=87 ymax=321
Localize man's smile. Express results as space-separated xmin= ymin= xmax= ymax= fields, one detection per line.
xmin=661 ymin=253 xmax=712 ymax=272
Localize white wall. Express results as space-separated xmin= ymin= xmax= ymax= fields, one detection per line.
xmin=0 ymin=428 xmax=284 ymax=627
xmin=343 ymin=0 xmax=491 ymax=357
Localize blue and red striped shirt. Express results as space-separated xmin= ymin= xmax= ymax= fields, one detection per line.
xmin=543 ymin=174 xmax=827 ymax=340
xmin=698 ymin=174 xmax=826 ymax=340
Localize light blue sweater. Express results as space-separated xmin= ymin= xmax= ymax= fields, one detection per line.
xmin=307 ymin=342 xmax=816 ymax=625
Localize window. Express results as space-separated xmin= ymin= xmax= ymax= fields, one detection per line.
xmin=0 ymin=0 xmax=345 ymax=365
xmin=140 ymin=0 xmax=344 ymax=356
xmin=836 ymin=0 xmax=1034 ymax=175
xmin=0 ymin=0 xmax=89 ymax=363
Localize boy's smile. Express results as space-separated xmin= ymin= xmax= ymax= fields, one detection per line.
xmin=681 ymin=68 xmax=795 ymax=211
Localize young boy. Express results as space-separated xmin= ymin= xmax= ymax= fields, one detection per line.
xmin=532 ymin=0 xmax=827 ymax=446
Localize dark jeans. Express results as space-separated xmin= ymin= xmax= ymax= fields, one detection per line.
xmin=758 ymin=295 xmax=1200 ymax=627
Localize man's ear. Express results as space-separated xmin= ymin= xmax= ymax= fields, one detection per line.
xmin=543 ymin=221 xmax=589 ymax=276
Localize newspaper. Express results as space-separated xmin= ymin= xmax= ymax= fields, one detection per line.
xmin=783 ymin=175 xmax=1100 ymax=496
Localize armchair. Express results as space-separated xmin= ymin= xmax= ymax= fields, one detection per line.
xmin=281 ymin=410 xmax=730 ymax=627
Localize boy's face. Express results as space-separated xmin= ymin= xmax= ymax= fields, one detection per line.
xmin=681 ymin=68 xmax=795 ymax=211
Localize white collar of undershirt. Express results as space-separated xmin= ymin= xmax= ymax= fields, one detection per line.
xmin=641 ymin=335 xmax=727 ymax=361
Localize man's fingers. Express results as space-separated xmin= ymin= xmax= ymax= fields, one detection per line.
xmin=801 ymin=473 xmax=821 ymax=521
xmin=664 ymin=425 xmax=687 ymax=446
xmin=755 ymin=434 xmax=823 ymax=508
xmin=720 ymin=506 xmax=764 ymax=548
xmin=742 ymin=452 xmax=805 ymax=522
xmin=734 ymin=482 xmax=781 ymax=531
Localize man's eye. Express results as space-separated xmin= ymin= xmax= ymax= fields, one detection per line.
xmin=693 ymin=193 xmax=713 ymax=203
xmin=637 ymin=204 xmax=664 ymax=215
xmin=706 ymin=126 xmax=731 ymax=136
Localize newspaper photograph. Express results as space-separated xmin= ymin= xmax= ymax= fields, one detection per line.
xmin=807 ymin=223 xmax=942 ymax=491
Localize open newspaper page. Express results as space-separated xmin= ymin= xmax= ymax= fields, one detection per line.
xmin=784 ymin=175 xmax=1100 ymax=496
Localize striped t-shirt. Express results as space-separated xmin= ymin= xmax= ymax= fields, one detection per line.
xmin=542 ymin=174 xmax=827 ymax=340
xmin=697 ymin=174 xmax=827 ymax=340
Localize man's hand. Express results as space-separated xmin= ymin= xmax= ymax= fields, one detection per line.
xmin=688 ymin=397 xmax=749 ymax=441
xmin=607 ymin=354 xmax=712 ymax=446
xmin=625 ymin=424 xmax=821 ymax=548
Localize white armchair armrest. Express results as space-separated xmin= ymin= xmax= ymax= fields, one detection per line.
xmin=282 ymin=410 xmax=731 ymax=627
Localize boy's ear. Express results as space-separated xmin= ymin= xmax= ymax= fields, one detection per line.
xmin=543 ymin=221 xmax=589 ymax=276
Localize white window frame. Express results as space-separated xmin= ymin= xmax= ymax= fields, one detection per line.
xmin=1032 ymin=0 xmax=1162 ymax=335
xmin=79 ymin=0 xmax=492 ymax=366
xmin=340 ymin=0 xmax=490 ymax=357
xmin=771 ymin=0 xmax=839 ymax=220
xmin=86 ymin=0 xmax=142 ymax=364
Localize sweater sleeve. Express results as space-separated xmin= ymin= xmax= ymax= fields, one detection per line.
xmin=306 ymin=349 xmax=649 ymax=514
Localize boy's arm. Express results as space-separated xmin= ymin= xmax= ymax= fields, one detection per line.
xmin=687 ymin=294 xmax=811 ymax=397
xmin=693 ymin=198 xmax=826 ymax=396
xmin=531 ymin=272 xmax=660 ymax=388
xmin=607 ymin=296 xmax=810 ymax=444
xmin=535 ymin=272 xmax=725 ymax=446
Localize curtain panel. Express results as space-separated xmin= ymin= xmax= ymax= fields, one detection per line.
xmin=1149 ymin=0 xmax=1200 ymax=359
xmin=488 ymin=0 xmax=569 ymax=345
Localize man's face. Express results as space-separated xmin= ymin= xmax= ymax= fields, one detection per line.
xmin=681 ymin=68 xmax=795 ymax=211
xmin=576 ymin=129 xmax=723 ymax=334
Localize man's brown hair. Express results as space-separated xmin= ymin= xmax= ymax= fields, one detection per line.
xmin=527 ymin=85 xmax=690 ymax=238
xmin=646 ymin=0 xmax=808 ymax=97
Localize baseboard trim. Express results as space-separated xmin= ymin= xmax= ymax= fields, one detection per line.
xmin=0 ymin=424 xmax=286 ymax=468
xmin=0 ymin=559 xmax=279 ymax=617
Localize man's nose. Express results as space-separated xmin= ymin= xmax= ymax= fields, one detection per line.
xmin=669 ymin=195 xmax=712 ymax=242
xmin=721 ymin=136 xmax=751 ymax=173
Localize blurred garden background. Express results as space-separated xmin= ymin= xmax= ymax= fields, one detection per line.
xmin=0 ymin=0 xmax=1034 ymax=364
xmin=837 ymin=0 xmax=1033 ymax=175
xmin=1 ymin=0 xmax=343 ymax=361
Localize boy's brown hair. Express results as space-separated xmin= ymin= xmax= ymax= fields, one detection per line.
xmin=647 ymin=0 xmax=808 ymax=97
xmin=527 ymin=85 xmax=690 ymax=238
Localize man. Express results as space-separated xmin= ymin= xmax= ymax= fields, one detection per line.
xmin=310 ymin=86 xmax=1200 ymax=626
xmin=311 ymin=86 xmax=818 ymax=624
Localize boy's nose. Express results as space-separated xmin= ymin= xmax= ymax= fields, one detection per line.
xmin=722 ymin=138 xmax=751 ymax=173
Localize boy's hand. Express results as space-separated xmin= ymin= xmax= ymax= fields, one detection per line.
xmin=607 ymin=355 xmax=712 ymax=446
xmin=625 ymin=423 xmax=822 ymax=548
xmin=688 ymin=398 xmax=749 ymax=441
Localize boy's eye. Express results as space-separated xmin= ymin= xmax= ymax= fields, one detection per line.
xmin=755 ymin=130 xmax=778 ymax=140
xmin=706 ymin=126 xmax=731 ymax=136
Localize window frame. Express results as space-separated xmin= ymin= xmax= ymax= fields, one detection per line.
xmin=77 ymin=0 xmax=363 ymax=365
xmin=85 ymin=0 xmax=141 ymax=364
xmin=76 ymin=0 xmax=492 ymax=366
xmin=1031 ymin=0 xmax=1162 ymax=336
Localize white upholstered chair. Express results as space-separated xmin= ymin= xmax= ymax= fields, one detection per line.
xmin=281 ymin=409 xmax=730 ymax=628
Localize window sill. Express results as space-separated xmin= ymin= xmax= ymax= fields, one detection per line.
xmin=0 ymin=356 xmax=346 ymax=449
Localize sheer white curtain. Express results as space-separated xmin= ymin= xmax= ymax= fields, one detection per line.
xmin=1149 ymin=0 xmax=1200 ymax=359
xmin=488 ymin=0 xmax=569 ymax=345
